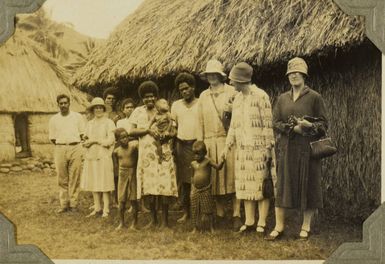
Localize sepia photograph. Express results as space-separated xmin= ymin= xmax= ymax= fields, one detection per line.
xmin=0 ymin=0 xmax=382 ymax=261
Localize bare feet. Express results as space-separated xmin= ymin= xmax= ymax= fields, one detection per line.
xmin=102 ymin=211 xmax=110 ymax=218
xmin=144 ymin=220 xmax=157 ymax=229
xmin=177 ymin=213 xmax=188 ymax=223
xmin=128 ymin=223 xmax=139 ymax=231
xmin=115 ymin=223 xmax=126 ymax=230
xmin=86 ymin=210 xmax=102 ymax=218
xmin=159 ymin=222 xmax=170 ymax=230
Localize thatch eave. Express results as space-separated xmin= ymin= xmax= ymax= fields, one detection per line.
xmin=73 ymin=0 xmax=366 ymax=88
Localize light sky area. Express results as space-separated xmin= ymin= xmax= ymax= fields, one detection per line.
xmin=43 ymin=0 xmax=143 ymax=39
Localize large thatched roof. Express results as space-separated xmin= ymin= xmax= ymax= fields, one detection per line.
xmin=73 ymin=0 xmax=365 ymax=88
xmin=0 ymin=31 xmax=89 ymax=113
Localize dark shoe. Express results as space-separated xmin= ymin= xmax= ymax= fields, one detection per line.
xmin=56 ymin=207 xmax=69 ymax=214
xmin=238 ymin=224 xmax=255 ymax=234
xmin=299 ymin=229 xmax=311 ymax=241
xmin=264 ymin=230 xmax=284 ymax=241
xmin=256 ymin=225 xmax=266 ymax=237
xmin=232 ymin=216 xmax=243 ymax=232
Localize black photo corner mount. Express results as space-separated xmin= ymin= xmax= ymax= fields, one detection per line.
xmin=0 ymin=0 xmax=384 ymax=263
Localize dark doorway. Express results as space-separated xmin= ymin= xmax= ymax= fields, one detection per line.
xmin=14 ymin=113 xmax=31 ymax=158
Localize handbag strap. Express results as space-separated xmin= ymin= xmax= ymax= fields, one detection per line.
xmin=209 ymin=93 xmax=226 ymax=130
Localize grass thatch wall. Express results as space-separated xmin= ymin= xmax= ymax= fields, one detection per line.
xmin=29 ymin=114 xmax=54 ymax=160
xmin=0 ymin=115 xmax=16 ymax=161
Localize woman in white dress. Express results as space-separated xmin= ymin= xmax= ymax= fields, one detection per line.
xmin=81 ymin=97 xmax=116 ymax=217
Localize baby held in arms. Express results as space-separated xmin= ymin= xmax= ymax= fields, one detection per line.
xmin=148 ymin=99 xmax=176 ymax=163
xmin=190 ymin=141 xmax=224 ymax=233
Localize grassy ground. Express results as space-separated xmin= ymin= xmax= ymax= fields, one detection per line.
xmin=0 ymin=171 xmax=362 ymax=260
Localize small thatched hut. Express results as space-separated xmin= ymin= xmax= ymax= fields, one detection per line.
xmin=73 ymin=0 xmax=381 ymax=220
xmin=0 ymin=31 xmax=89 ymax=161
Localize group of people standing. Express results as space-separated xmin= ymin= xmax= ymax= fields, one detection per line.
xmin=48 ymin=57 xmax=328 ymax=241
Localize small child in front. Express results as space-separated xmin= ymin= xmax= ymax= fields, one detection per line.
xmin=190 ymin=141 xmax=224 ymax=233
xmin=113 ymin=128 xmax=139 ymax=230
xmin=148 ymin=99 xmax=175 ymax=163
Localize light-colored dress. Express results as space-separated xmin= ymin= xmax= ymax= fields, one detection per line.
xmin=128 ymin=105 xmax=178 ymax=199
xmin=80 ymin=117 xmax=116 ymax=192
xmin=225 ymin=85 xmax=276 ymax=200
xmin=196 ymin=84 xmax=237 ymax=195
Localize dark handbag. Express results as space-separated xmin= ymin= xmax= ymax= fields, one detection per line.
xmin=262 ymin=159 xmax=274 ymax=199
xmin=310 ymin=137 xmax=337 ymax=159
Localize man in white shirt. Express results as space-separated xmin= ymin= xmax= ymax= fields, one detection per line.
xmin=49 ymin=94 xmax=85 ymax=213
xmin=171 ymin=73 xmax=199 ymax=223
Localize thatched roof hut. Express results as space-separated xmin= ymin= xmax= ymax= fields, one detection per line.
xmin=1 ymin=33 xmax=88 ymax=113
xmin=73 ymin=0 xmax=365 ymax=88
xmin=0 ymin=31 xmax=89 ymax=161
xmin=73 ymin=0 xmax=380 ymax=221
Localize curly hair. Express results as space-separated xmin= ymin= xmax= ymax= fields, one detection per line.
xmin=56 ymin=94 xmax=70 ymax=103
xmin=114 ymin=127 xmax=127 ymax=141
xmin=175 ymin=72 xmax=196 ymax=89
xmin=192 ymin=140 xmax=207 ymax=155
xmin=103 ymin=86 xmax=117 ymax=100
xmin=138 ymin=81 xmax=159 ymax=99
xmin=120 ymin=98 xmax=136 ymax=111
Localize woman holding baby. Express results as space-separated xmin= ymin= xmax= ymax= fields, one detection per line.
xmin=128 ymin=81 xmax=178 ymax=229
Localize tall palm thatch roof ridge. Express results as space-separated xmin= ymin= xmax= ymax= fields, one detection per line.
xmin=0 ymin=30 xmax=89 ymax=113
xmin=74 ymin=0 xmax=365 ymax=88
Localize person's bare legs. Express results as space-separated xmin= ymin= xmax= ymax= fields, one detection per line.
xmin=129 ymin=201 xmax=139 ymax=230
xmin=144 ymin=200 xmax=158 ymax=229
xmin=116 ymin=201 xmax=126 ymax=230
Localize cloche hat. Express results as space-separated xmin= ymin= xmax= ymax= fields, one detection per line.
xmin=286 ymin=57 xmax=308 ymax=76
xmin=229 ymin=62 xmax=253 ymax=83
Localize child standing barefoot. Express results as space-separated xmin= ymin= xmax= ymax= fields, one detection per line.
xmin=113 ymin=128 xmax=139 ymax=230
xmin=190 ymin=141 xmax=224 ymax=233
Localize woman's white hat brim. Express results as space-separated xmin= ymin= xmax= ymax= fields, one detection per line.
xmin=199 ymin=71 xmax=227 ymax=80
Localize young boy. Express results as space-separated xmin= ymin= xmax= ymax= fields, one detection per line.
xmin=113 ymin=128 xmax=139 ymax=230
xmin=148 ymin=99 xmax=176 ymax=163
xmin=190 ymin=141 xmax=224 ymax=233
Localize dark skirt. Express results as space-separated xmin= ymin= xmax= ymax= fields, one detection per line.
xmin=175 ymin=139 xmax=195 ymax=184
xmin=275 ymin=135 xmax=323 ymax=210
